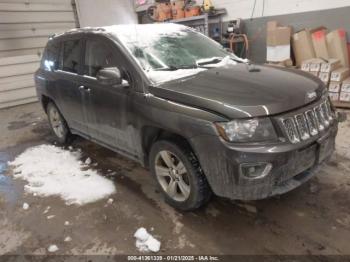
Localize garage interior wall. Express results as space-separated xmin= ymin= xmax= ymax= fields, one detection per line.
xmin=75 ymin=0 xmax=137 ymax=27
xmin=0 ymin=0 xmax=77 ymax=109
xmin=212 ymin=0 xmax=350 ymax=63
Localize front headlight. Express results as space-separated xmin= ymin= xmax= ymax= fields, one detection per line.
xmin=215 ymin=118 xmax=278 ymax=143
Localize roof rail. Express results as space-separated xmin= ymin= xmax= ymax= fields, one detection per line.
xmin=50 ymin=27 xmax=107 ymax=39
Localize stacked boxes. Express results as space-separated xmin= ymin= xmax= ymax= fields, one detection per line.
xmin=340 ymin=77 xmax=350 ymax=102
xmin=300 ymin=58 xmax=349 ymax=102
xmin=319 ymin=59 xmax=341 ymax=85
xmin=329 ymin=67 xmax=350 ymax=101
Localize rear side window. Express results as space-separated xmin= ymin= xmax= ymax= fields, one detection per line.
xmin=41 ymin=41 xmax=60 ymax=71
xmin=84 ymin=39 xmax=117 ymax=77
xmin=62 ymin=40 xmax=80 ymax=73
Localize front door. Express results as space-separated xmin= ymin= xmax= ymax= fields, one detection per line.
xmin=78 ymin=37 xmax=137 ymax=157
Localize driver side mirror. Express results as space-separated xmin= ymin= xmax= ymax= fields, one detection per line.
xmin=96 ymin=67 xmax=124 ymax=86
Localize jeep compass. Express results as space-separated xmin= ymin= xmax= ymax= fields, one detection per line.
xmin=35 ymin=24 xmax=339 ymax=210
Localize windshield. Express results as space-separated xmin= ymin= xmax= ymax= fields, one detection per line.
xmin=108 ymin=24 xmax=243 ymax=83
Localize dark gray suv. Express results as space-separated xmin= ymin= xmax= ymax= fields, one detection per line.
xmin=35 ymin=24 xmax=339 ymax=210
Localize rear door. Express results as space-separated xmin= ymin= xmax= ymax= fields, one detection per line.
xmin=55 ymin=37 xmax=89 ymax=134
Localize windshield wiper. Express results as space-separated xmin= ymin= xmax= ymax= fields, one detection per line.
xmin=154 ymin=65 xmax=198 ymax=71
xmin=196 ymin=57 xmax=223 ymax=66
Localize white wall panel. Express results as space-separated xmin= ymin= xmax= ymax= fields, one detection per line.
xmin=76 ymin=0 xmax=137 ymax=27
xmin=0 ymin=0 xmax=77 ymax=109
xmin=213 ymin=0 xmax=350 ymax=20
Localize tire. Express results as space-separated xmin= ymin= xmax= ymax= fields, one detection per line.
xmin=149 ymin=139 xmax=212 ymax=211
xmin=46 ymin=102 xmax=72 ymax=144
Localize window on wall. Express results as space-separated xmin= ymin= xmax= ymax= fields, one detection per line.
xmin=62 ymin=40 xmax=80 ymax=73
xmin=84 ymin=39 xmax=117 ymax=77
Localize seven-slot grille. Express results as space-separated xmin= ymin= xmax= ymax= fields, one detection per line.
xmin=281 ymin=99 xmax=334 ymax=144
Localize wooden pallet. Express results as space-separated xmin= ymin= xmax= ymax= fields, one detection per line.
xmin=333 ymin=101 xmax=350 ymax=109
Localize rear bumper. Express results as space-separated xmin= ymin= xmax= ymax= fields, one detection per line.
xmin=190 ymin=122 xmax=337 ymax=200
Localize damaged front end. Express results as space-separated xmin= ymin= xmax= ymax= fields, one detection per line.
xmin=190 ymin=96 xmax=339 ymax=200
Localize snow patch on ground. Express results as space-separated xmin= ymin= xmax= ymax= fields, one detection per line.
xmin=22 ymin=203 xmax=29 ymax=210
xmin=9 ymin=145 xmax=116 ymax=205
xmin=47 ymin=244 xmax=59 ymax=253
xmin=134 ymin=227 xmax=161 ymax=253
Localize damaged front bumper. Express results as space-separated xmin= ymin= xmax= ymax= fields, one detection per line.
xmin=190 ymin=121 xmax=338 ymax=200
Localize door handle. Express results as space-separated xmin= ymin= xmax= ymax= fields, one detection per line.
xmin=78 ymin=85 xmax=91 ymax=92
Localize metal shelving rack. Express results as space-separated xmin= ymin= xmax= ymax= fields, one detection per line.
xmin=167 ymin=14 xmax=209 ymax=36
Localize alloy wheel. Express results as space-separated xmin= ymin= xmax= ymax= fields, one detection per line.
xmin=154 ymin=150 xmax=191 ymax=202
xmin=49 ymin=106 xmax=65 ymax=138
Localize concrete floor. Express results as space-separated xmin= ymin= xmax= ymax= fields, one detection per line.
xmin=1 ymin=102 xmax=350 ymax=255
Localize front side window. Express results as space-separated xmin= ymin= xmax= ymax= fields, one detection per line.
xmin=62 ymin=40 xmax=80 ymax=73
xmin=84 ymin=39 xmax=117 ymax=77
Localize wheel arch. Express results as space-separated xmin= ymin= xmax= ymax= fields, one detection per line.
xmin=141 ymin=126 xmax=196 ymax=168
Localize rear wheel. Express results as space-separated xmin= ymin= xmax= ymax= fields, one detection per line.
xmin=149 ymin=140 xmax=212 ymax=211
xmin=47 ymin=102 xmax=72 ymax=144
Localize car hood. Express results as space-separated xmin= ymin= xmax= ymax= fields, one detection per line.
xmin=148 ymin=63 xmax=326 ymax=119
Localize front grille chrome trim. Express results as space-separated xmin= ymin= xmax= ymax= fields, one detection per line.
xmin=282 ymin=118 xmax=300 ymax=144
xmin=305 ymin=110 xmax=318 ymax=136
xmin=278 ymin=98 xmax=334 ymax=144
xmin=294 ymin=114 xmax=310 ymax=140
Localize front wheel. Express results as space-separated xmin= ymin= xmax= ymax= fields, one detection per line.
xmin=149 ymin=140 xmax=212 ymax=211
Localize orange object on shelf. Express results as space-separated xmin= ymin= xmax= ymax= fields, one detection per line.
xmin=184 ymin=6 xmax=201 ymax=18
xmin=156 ymin=2 xmax=172 ymax=21
xmin=171 ymin=1 xmax=185 ymax=20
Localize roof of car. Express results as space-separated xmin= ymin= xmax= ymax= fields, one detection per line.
xmin=51 ymin=23 xmax=188 ymax=39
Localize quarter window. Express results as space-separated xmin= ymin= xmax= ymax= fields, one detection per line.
xmin=62 ymin=40 xmax=80 ymax=73
xmin=84 ymin=40 xmax=116 ymax=77
xmin=41 ymin=41 xmax=60 ymax=71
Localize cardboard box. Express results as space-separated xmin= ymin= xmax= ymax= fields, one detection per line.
xmin=341 ymin=77 xmax=350 ymax=92
xmin=311 ymin=27 xmax=329 ymax=59
xmin=327 ymin=29 xmax=349 ymax=67
xmin=340 ymin=92 xmax=350 ymax=102
xmin=267 ymin=45 xmax=291 ymax=62
xmin=309 ymin=71 xmax=319 ymax=77
xmin=292 ymin=29 xmax=316 ymax=67
xmin=267 ymin=27 xmax=292 ymax=46
xmin=328 ymin=92 xmax=339 ymax=101
xmin=307 ymin=58 xmax=324 ymax=72
xmin=301 ymin=61 xmax=310 ymax=71
xmin=329 ymin=81 xmax=342 ymax=92
xmin=330 ymin=67 xmax=350 ymax=82
xmin=318 ymin=72 xmax=331 ymax=84
xmin=320 ymin=58 xmax=341 ymax=73
xmin=267 ymin=21 xmax=278 ymax=31
xmin=266 ymin=21 xmax=292 ymax=62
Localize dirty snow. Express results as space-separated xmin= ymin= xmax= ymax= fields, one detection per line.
xmin=85 ymin=157 xmax=92 ymax=165
xmin=64 ymin=236 xmax=72 ymax=242
xmin=22 ymin=203 xmax=29 ymax=210
xmin=147 ymin=68 xmax=206 ymax=84
xmin=9 ymin=144 xmax=116 ymax=205
xmin=47 ymin=245 xmax=59 ymax=253
xmin=43 ymin=206 xmax=50 ymax=214
xmin=134 ymin=227 xmax=161 ymax=253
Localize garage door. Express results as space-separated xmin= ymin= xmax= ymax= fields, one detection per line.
xmin=0 ymin=0 xmax=78 ymax=109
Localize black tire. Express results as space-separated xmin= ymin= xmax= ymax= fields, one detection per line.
xmin=149 ymin=139 xmax=212 ymax=211
xmin=46 ymin=102 xmax=72 ymax=144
